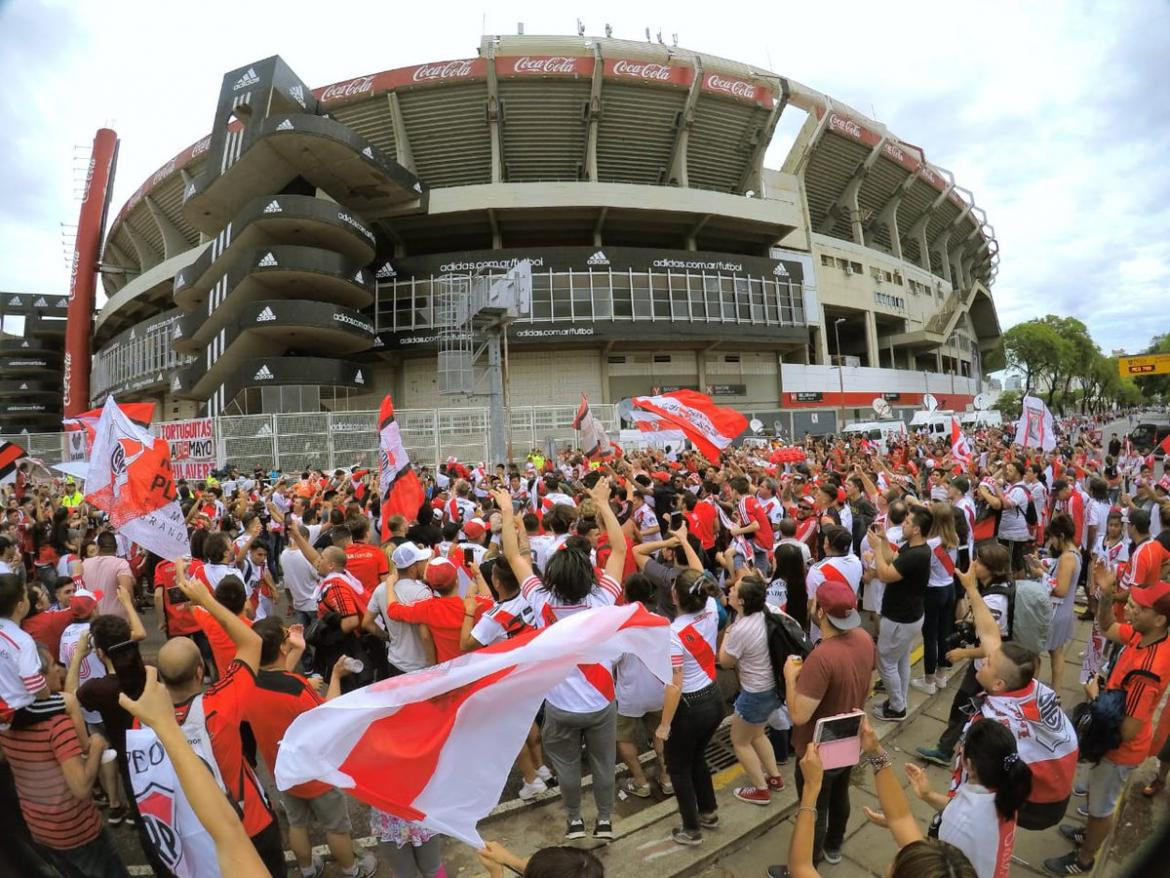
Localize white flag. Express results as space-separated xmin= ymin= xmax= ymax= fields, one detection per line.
xmin=1015 ymin=395 xmax=1056 ymax=452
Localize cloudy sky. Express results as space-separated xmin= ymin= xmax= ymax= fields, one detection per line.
xmin=1 ymin=0 xmax=1167 ymax=357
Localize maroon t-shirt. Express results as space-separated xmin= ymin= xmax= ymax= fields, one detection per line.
xmin=791 ymin=627 xmax=876 ymax=756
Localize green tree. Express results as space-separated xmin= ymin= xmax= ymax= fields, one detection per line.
xmin=1037 ymin=316 xmax=1097 ymax=414
xmin=1002 ymin=321 xmax=1067 ymax=396
xmin=994 ymin=389 xmax=1021 ymax=419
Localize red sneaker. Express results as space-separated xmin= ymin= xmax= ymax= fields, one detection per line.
xmin=733 ymin=786 xmax=773 ymax=806
xmin=766 ymin=774 xmax=785 ymax=791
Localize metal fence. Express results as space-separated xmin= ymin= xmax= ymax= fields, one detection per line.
xmin=1 ymin=403 xmax=620 ymax=473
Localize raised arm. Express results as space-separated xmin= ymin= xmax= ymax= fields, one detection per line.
xmin=590 ymin=477 xmax=627 ymax=582
xmin=491 ymin=488 xmax=534 ymax=583
xmin=176 ymin=559 xmax=262 ymax=671
xmin=288 ymin=522 xmax=322 ymax=567
xmin=669 ymin=522 xmax=703 ymax=572
xmin=860 ymin=718 xmax=925 ymax=848
xmin=957 ymin=564 xmax=1000 ymax=655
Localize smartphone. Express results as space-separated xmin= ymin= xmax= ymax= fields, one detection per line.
xmin=812 ymin=710 xmax=865 ymax=770
xmin=670 ymin=511 xmax=685 ymax=531
xmin=167 ymin=585 xmax=189 ymax=605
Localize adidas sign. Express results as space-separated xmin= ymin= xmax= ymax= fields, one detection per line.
xmin=18 ymin=383 xmax=27 ymax=390
xmin=376 ymin=262 xmax=396 ymax=279
xmin=587 ymin=250 xmax=610 ymax=266
xmin=361 ymin=146 xmax=373 ymax=159
xmin=263 ymin=200 xmax=282 ymax=214
xmin=254 ymin=364 xmax=275 ymax=381
xmin=256 ymin=306 xmax=277 ymax=322
xmin=174 ymin=272 xmax=185 ymax=288
xmin=353 ymin=270 xmax=364 ymax=284
xmin=289 ymin=84 xmax=305 ymax=107
xmin=8 ymin=296 xmax=21 ymax=306
xmin=373 ymin=336 xmax=384 ymax=347
xmin=275 ymin=118 xmax=294 ymax=131
xmin=256 ymin=423 xmax=272 ymax=436
xmin=233 ymin=67 xmax=260 ymax=90
xmin=413 ymin=182 xmax=422 ymax=193
xmin=258 ymin=252 xmax=277 ymax=267
xmin=171 ymin=376 xmax=182 ymax=392
xmin=33 ymin=297 xmax=47 ymax=307
xmin=184 ymin=183 xmax=196 ymax=200
xmin=173 ymin=324 xmax=183 ymax=340
xmin=354 ymin=370 xmax=365 ymax=385
xmin=772 ymin=263 xmax=789 ymax=277
xmin=20 ymin=341 xmax=29 ymax=348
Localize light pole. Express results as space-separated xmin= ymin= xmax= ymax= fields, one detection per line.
xmin=834 ymin=317 xmax=847 ymax=431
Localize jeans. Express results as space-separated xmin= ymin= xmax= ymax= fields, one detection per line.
xmin=794 ymin=761 xmax=852 ymax=863
xmin=922 ymin=585 xmax=954 ymax=676
xmin=937 ymin=662 xmax=981 ymax=756
xmin=542 ymin=701 xmax=617 ymax=821
xmin=877 ymin=616 xmax=922 ymax=712
xmin=380 ymin=836 xmax=443 ymax=877
xmin=42 ymin=828 xmax=130 ymax=878
xmin=664 ymin=684 xmax=723 ymax=832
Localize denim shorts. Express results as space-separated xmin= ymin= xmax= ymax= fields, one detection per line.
xmin=734 ymin=687 xmax=782 ymax=725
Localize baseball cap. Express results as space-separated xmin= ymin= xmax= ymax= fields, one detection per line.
xmin=1131 ymin=582 xmax=1170 ymax=618
xmin=70 ymin=588 xmax=99 ymax=619
xmin=391 ymin=541 xmax=433 ymax=569
xmin=424 ymin=557 xmax=458 ymax=590
xmin=462 ymin=519 xmax=486 ymax=540
xmin=814 ymin=579 xmax=861 ymax=630
xmin=1157 ymin=476 xmax=1170 ymax=493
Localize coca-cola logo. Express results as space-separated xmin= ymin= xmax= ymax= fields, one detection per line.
xmin=882 ymin=141 xmax=907 ymax=164
xmin=68 ymin=249 xmax=79 ymax=300
xmin=829 ymin=114 xmax=863 ymax=139
xmin=81 ymin=158 xmax=95 ymax=204
xmin=63 ymin=352 xmax=72 ymax=409
xmin=191 ymin=136 xmax=211 ymax=158
xmin=319 ymin=76 xmax=374 ymax=101
xmin=705 ymin=74 xmax=757 ymax=100
xmin=611 ymin=60 xmax=671 ymax=81
xmin=411 ymin=60 xmax=475 ymax=82
xmin=150 ymin=159 xmax=176 ymax=187
xmin=512 ymin=56 xmax=581 ymax=75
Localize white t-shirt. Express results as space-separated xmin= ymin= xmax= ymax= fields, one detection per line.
xmin=722 ymin=611 xmax=774 ymax=693
xmin=937 ymin=783 xmax=1015 ymax=878
xmin=470 ymin=592 xmax=535 ymax=647
xmin=368 ymin=577 xmax=433 ymax=673
xmin=973 ymin=591 xmax=1011 ymax=670
xmin=280 ymin=549 xmax=319 ymax=613
xmin=0 ymin=617 xmax=43 ymax=716
xmin=997 ymin=483 xmax=1031 ymax=541
xmin=59 ymin=622 xmax=105 ymax=724
xmin=670 ymin=597 xmax=719 ymax=693
xmin=615 ymin=649 xmax=666 ymax=717
xmin=766 ymin=577 xmax=788 ymax=612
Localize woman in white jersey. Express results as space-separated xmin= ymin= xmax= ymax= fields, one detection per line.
xmin=912 ymin=502 xmax=959 ymax=696
xmin=657 ymin=569 xmax=724 ymax=846
xmin=1026 ymin=513 xmax=1081 ymax=693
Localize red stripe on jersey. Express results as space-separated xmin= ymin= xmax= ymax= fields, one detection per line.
xmin=677 ymin=622 xmax=717 ymax=682
xmin=577 ymin=663 xmax=615 ymax=700
xmin=933 ymin=544 xmax=956 ymax=576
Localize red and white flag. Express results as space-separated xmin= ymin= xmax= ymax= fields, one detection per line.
xmin=631 ymin=389 xmax=747 ymax=462
xmin=378 ymin=394 xmax=425 ymax=540
xmin=571 ymin=394 xmax=613 ymax=459
xmin=1157 ymin=433 xmax=1170 ymax=457
xmin=275 ymin=603 xmax=669 ymax=846
xmin=84 ymin=397 xmax=188 ymax=560
xmin=1014 ymin=395 xmax=1056 ymax=452
xmin=64 ymin=401 xmax=156 ymax=459
xmin=951 ymin=417 xmax=973 ymax=469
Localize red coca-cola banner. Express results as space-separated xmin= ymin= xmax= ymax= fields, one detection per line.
xmin=315 ymin=58 xmax=488 ymax=106
xmin=65 ymin=128 xmax=119 ymax=418
xmin=826 ymin=112 xmax=881 ymax=148
xmin=920 ymin=165 xmax=947 ymax=192
xmin=880 ymin=139 xmax=921 ymax=174
xmin=602 ymin=59 xmax=693 ymax=88
xmin=495 ymin=55 xmax=595 ymax=78
xmin=699 ymin=72 xmax=773 ymax=108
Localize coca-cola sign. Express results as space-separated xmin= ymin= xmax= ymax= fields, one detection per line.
xmin=411 ymin=59 xmax=475 ymax=83
xmin=502 ymin=56 xmax=590 ymax=76
xmin=828 ymin=114 xmax=863 ymax=140
xmin=881 ymin=140 xmax=919 ymax=172
xmin=604 ymin=59 xmax=692 ymax=87
xmin=702 ymin=73 xmax=770 ymax=106
xmin=319 ymin=75 xmax=374 ymax=102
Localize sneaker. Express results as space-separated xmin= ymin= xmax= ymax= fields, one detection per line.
xmin=659 ymin=776 xmax=675 ymax=796
xmin=734 ymin=786 xmax=773 ymax=806
xmin=565 ymin=818 xmax=586 ymax=840
xmin=593 ymin=819 xmax=614 ymax=840
xmin=909 ymin=676 xmax=937 ymax=695
xmin=301 ymin=855 xmax=325 ymax=878
xmin=765 ymin=868 xmax=790 ymax=878
xmin=872 ymin=678 xmax=886 ymax=693
xmin=699 ymin=812 xmax=720 ymax=829
xmin=1073 ymin=784 xmax=1088 ymax=797
xmin=536 ymin=764 xmax=554 ymax=782
xmin=355 ymin=852 xmax=378 ymax=878
xmin=620 ymin=779 xmax=652 ymax=798
xmin=518 ymin=778 xmax=548 ymax=800
xmin=766 ymin=774 xmax=785 ymax=791
xmin=871 ymin=703 xmax=907 ymax=722
xmin=823 ymin=848 xmax=842 ymax=865
xmin=935 ymin=664 xmax=954 ymax=686
xmin=915 ymin=746 xmax=952 ymax=767
xmin=671 ymin=826 xmax=703 ymax=846
xmin=1059 ymin=824 xmax=1087 ymax=846
xmin=1044 ymin=851 xmax=1094 ymax=874
xmin=107 ymin=806 xmax=125 ymax=826
xmin=1075 ymin=804 xmax=1089 ymax=818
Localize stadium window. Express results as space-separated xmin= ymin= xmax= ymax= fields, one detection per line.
xmin=725 ymin=355 xmax=740 ymax=363
xmin=894 ymin=272 xmax=903 ymax=286
xmin=870 ymin=266 xmax=882 ymax=280
xmin=884 ymin=271 xmax=893 ymax=282
xmin=654 ymin=354 xmax=671 ymax=363
xmin=835 ymin=257 xmax=849 ymax=270
xmin=821 ymin=254 xmax=834 ymax=267
xmin=851 ymin=261 xmax=863 ymax=274
xmin=608 ymin=355 xmax=626 ymax=364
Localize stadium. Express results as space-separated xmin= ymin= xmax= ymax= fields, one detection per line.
xmin=80 ymin=32 xmax=1002 ymax=445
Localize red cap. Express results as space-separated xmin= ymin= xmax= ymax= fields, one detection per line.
xmin=1131 ymin=581 xmax=1170 ymax=617
xmin=424 ymin=557 xmax=458 ymax=591
xmin=462 ymin=519 xmax=486 ymax=540
xmin=70 ymin=589 xmax=98 ymax=619
xmin=651 ymin=471 xmax=670 ymax=482
xmin=814 ymin=579 xmax=861 ymax=630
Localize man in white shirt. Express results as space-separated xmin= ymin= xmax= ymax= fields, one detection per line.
xmin=363 ymin=542 xmax=435 ymax=675
xmin=280 ymin=525 xmax=320 ymax=631
xmin=0 ymin=573 xmax=57 ymax=727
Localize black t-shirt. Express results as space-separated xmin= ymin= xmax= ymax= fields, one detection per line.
xmin=76 ymin=675 xmax=132 ymax=756
xmin=881 ymin=542 xmax=931 ymax=623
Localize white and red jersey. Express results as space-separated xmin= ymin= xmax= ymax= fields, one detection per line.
xmin=470 ymin=592 xmax=535 ymax=646
xmin=1096 ymin=538 xmax=1129 ymax=575
xmin=521 ymin=571 xmax=622 ymax=712
xmin=757 ymin=495 xmax=785 ymax=530
xmin=314 ymin=569 xmax=369 ymax=615
xmin=0 ymin=617 xmax=45 ymax=723
xmin=669 ymin=597 xmax=719 ymax=693
xmin=59 ymin=622 xmax=105 ymax=724
xmin=445 ymin=496 xmax=478 ymax=525
xmin=938 ymin=783 xmax=1016 ymax=878
xmin=927 ymin=536 xmax=957 ymax=587
xmin=632 ymin=504 xmax=659 ymax=537
xmin=1123 ymin=538 xmax=1167 ymax=590
xmin=1055 ymin=489 xmax=1087 ymax=548
xmin=544 ymin=491 xmax=577 ymax=509
xmin=954 ymin=495 xmax=977 ymax=558
xmin=738 ymin=494 xmax=774 ymax=554
xmin=807 ymin=553 xmax=863 ymax=596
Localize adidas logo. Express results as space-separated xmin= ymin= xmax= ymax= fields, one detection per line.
xmin=289 ymin=85 xmax=305 ymax=107
xmin=184 ymin=182 xmax=196 ymax=200
xmin=155 ymin=373 xmax=163 ymax=383
xmin=256 ymin=423 xmax=272 ymax=436
xmin=256 ymin=306 xmax=276 ymax=322
xmin=587 ymin=250 xmax=609 ymax=266
xmin=276 ymin=119 xmax=294 ymax=131
xmin=173 ymin=324 xmax=183 ymax=339
xmin=32 ymin=297 xmax=47 ymax=307
xmin=361 ymin=146 xmax=373 ymax=159
xmin=258 ymin=252 xmax=277 ymax=267
xmin=233 ymin=67 xmax=260 ymax=90
xmin=263 ymin=200 xmax=281 ymax=214
xmin=372 ymin=336 xmax=384 ymax=347
xmin=353 ymin=270 xmax=364 ymax=283
xmin=354 ymin=370 xmax=364 ymax=385
xmin=171 ymin=375 xmax=182 ymax=392
xmin=129 ymin=329 xmax=136 ymax=339
xmin=772 ymin=263 xmax=789 ymax=277
xmin=20 ymin=341 xmax=29 ymax=347
xmin=8 ymin=296 xmax=21 ymax=306
xmin=174 ymin=272 xmax=185 ymax=288
xmin=376 ymin=262 xmax=396 ymax=279
xmin=19 ymin=383 xmax=27 ymax=390
xmin=254 ymin=364 xmax=275 ymax=381
xmin=412 ymin=182 xmax=422 ymax=193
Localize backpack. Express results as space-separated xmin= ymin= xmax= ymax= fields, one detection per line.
xmin=763 ymin=607 xmax=813 ymax=698
xmin=1070 ymin=668 xmax=1162 ymax=763
xmin=983 ymin=579 xmax=1051 ymax=657
xmin=1011 ymin=482 xmax=1038 ymax=526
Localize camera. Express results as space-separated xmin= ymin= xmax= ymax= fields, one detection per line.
xmin=943 ymin=621 xmax=978 ymax=651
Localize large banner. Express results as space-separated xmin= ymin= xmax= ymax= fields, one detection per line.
xmin=156 ymin=418 xmax=217 ymax=481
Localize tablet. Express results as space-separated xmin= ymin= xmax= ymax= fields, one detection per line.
xmin=812 ymin=710 xmax=865 ymax=770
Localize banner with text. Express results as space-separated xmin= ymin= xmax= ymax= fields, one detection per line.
xmin=155 ymin=418 xmax=217 ymax=480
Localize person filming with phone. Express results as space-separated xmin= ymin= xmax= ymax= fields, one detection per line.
xmin=768 ymin=578 xmax=875 ymax=872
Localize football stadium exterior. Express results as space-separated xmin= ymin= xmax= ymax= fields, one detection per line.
xmin=84 ymin=34 xmax=1001 ymax=437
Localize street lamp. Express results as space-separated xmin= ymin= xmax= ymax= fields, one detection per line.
xmin=834 ymin=317 xmax=847 ymax=431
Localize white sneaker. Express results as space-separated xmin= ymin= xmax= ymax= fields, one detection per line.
xmin=909 ymin=676 xmax=937 ymax=695
xmin=536 ymin=765 xmax=553 ymax=782
xmin=935 ymin=667 xmax=953 ymax=686
xmin=518 ymin=778 xmax=548 ymax=800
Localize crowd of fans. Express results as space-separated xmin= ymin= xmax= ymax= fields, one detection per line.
xmin=1 ymin=409 xmax=1168 ymax=878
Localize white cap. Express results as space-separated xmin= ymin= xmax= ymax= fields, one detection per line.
xmin=391 ymin=541 xmax=434 ymax=569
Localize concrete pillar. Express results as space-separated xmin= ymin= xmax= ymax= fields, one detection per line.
xmin=814 ymin=325 xmax=830 ymax=366
xmin=599 ymin=349 xmax=610 ymax=404
xmin=864 ymin=310 xmax=879 ymax=368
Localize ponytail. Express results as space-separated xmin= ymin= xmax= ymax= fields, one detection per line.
xmin=674 ymin=569 xmax=718 ymax=615
xmin=962 ymin=720 xmax=1033 ymax=821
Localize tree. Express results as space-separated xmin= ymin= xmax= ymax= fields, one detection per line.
xmin=994 ymin=389 xmax=1021 ymax=420
xmin=1002 ymin=321 xmax=1068 ymax=396
xmin=1037 ymin=316 xmax=1097 ymax=414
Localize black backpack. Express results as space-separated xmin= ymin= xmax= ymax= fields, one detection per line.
xmin=1011 ymin=482 xmax=1038 ymax=526
xmin=763 ymin=608 xmax=813 ymax=698
xmin=1071 ymin=668 xmax=1162 ymax=763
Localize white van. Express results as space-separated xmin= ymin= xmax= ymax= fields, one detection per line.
xmin=909 ymin=410 xmax=957 ymax=436
xmin=842 ymin=419 xmax=907 ymax=452
xmin=958 ymin=410 xmax=1003 ymax=429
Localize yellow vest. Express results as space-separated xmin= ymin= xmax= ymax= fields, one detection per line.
xmin=61 ymin=491 xmax=84 ymax=508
